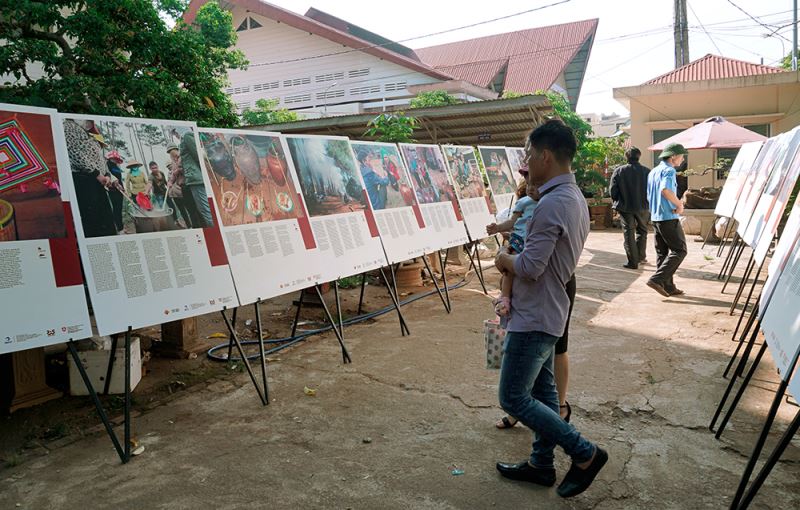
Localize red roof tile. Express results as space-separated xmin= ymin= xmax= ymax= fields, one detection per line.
xmin=415 ymin=19 xmax=598 ymax=93
xmin=644 ymin=54 xmax=784 ymax=85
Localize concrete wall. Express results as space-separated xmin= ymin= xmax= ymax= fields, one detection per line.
xmin=616 ymin=72 xmax=800 ymax=188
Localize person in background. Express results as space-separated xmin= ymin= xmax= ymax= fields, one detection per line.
xmin=176 ymin=129 xmax=213 ymax=228
xmin=609 ymin=147 xmax=651 ymax=269
xmin=125 ymin=160 xmax=149 ymax=202
xmin=646 ymin=143 xmax=688 ymax=297
xmin=166 ymin=159 xmax=191 ymax=228
xmin=383 ymin=152 xmax=401 ymax=191
xmin=493 ymin=120 xmax=607 ymax=498
xmin=105 ymin=150 xmax=125 ymax=234
xmin=148 ymin=161 xmax=168 ymax=209
xmin=358 ymin=151 xmax=389 ymax=210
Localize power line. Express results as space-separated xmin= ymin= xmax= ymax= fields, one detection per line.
xmin=247 ymin=0 xmax=572 ymax=68
xmin=688 ymin=1 xmax=724 ymax=56
xmin=725 ymin=0 xmax=792 ymax=42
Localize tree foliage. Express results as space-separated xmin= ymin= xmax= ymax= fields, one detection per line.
xmin=409 ymin=90 xmax=461 ymax=109
xmin=240 ymin=99 xmax=300 ymax=126
xmin=364 ymin=113 xmax=417 ymax=143
xmin=0 ymin=0 xmax=247 ymax=127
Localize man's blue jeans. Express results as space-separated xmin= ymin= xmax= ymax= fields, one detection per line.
xmin=499 ymin=331 xmax=595 ymax=468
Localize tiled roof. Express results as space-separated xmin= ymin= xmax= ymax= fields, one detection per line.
xmin=644 ymin=54 xmax=784 ymax=85
xmin=415 ymin=19 xmax=598 ymax=93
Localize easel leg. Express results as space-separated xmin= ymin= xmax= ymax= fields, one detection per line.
xmin=379 ymin=267 xmax=411 ymax=336
xmin=465 ymin=243 xmax=488 ymax=294
xmin=714 ymin=341 xmax=767 ymax=438
xmin=718 ymin=234 xmax=740 ymax=279
xmin=736 ymin=409 xmax=800 ymax=509
xmin=103 ymin=334 xmax=119 ymax=395
xmin=220 ymin=307 xmax=267 ymax=405
xmin=734 ymin=261 xmax=764 ymax=318
xmin=333 ymin=280 xmax=343 ymax=333
xmin=314 ymin=285 xmax=352 ymax=364
xmin=290 ymin=290 xmax=305 ymax=339
xmin=724 ymin=310 xmax=758 ymax=378
xmin=124 ymin=328 xmax=131 ymax=461
xmin=438 ymin=249 xmax=452 ymax=312
xmin=732 ymin=294 xmax=760 ymax=345
xmin=422 ymin=254 xmax=450 ymax=313
xmin=357 ymin=273 xmax=367 ymax=315
xmin=66 ymin=337 xmax=129 ymax=464
xmin=254 ymin=299 xmax=270 ymax=404
xmin=226 ymin=307 xmax=239 ymax=361
xmin=722 ymin=242 xmax=747 ymax=293
xmin=729 ymin=253 xmax=756 ymax=314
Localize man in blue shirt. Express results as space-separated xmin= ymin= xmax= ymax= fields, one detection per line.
xmin=358 ymin=152 xmax=389 ymax=210
xmin=646 ymin=143 xmax=688 ymax=297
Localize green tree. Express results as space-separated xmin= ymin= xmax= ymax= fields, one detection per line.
xmin=364 ymin=113 xmax=417 ymax=143
xmin=0 ymin=0 xmax=247 ymax=127
xmin=409 ymin=90 xmax=461 ymax=109
xmin=240 ymin=98 xmax=300 ymax=126
xmin=780 ymin=51 xmax=796 ymax=70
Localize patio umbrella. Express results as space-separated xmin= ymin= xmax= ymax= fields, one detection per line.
xmin=648 ymin=116 xmax=767 ymax=151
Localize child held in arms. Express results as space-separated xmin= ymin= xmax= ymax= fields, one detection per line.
xmin=486 ymin=173 xmax=540 ymax=317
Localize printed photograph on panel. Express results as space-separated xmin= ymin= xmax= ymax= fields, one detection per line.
xmin=506 ymin=147 xmax=527 ymax=176
xmin=0 ymin=109 xmax=66 ymax=242
xmin=399 ymin=144 xmax=456 ymax=205
xmin=442 ymin=146 xmax=485 ymax=199
xmin=200 ymin=132 xmax=303 ymax=225
xmin=479 ymin=147 xmax=516 ymax=195
xmin=351 ymin=142 xmax=417 ymax=210
xmin=63 ymin=118 xmax=213 ymax=238
xmin=286 ymin=136 xmax=366 ymax=217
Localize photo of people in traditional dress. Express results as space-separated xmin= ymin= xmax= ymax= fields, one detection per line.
xmin=200 ymin=131 xmax=304 ymax=226
xmin=0 ymin=108 xmax=66 ymax=243
xmin=479 ymin=147 xmax=516 ymax=196
xmin=506 ymin=147 xmax=527 ymax=176
xmin=442 ymin=146 xmax=486 ymax=199
xmin=398 ymin=144 xmax=456 ymax=205
xmin=351 ymin=142 xmax=417 ymax=211
xmin=62 ymin=117 xmax=213 ymax=238
xmin=285 ymin=136 xmax=366 ymax=217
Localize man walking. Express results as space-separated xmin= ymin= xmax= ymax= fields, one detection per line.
xmin=646 ymin=143 xmax=688 ymax=297
xmin=494 ymin=120 xmax=607 ymax=498
xmin=610 ymin=147 xmax=650 ymax=269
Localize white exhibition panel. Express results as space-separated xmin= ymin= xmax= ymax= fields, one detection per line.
xmin=714 ymin=141 xmax=762 ymax=219
xmin=59 ymin=114 xmax=238 ymax=336
xmin=442 ymin=145 xmax=495 ymax=241
xmin=350 ymin=141 xmax=428 ymax=265
xmin=479 ymin=145 xmax=519 ymax=213
xmin=1 ymin=104 xmax=92 ymax=353
xmin=734 ymin=134 xmax=786 ymax=235
xmin=199 ymin=128 xmax=323 ymax=305
xmin=284 ymin=134 xmax=387 ymax=281
xmin=760 ymin=198 xmax=800 ymax=317
xmin=398 ymin=143 xmax=468 ymax=252
xmin=741 ymin=127 xmax=800 ymax=250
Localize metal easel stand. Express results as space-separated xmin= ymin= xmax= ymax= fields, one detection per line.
xmin=464 ymin=241 xmax=488 ymax=295
xmin=728 ymin=348 xmax=800 ymax=509
xmin=66 ymin=326 xmax=132 ymax=464
xmin=728 ymin=252 xmax=757 ymax=313
xmin=718 ymin=233 xmax=742 ymax=281
xmin=717 ymin=220 xmax=737 ymax=258
xmin=289 ymin=285 xmax=352 ymax=364
xmin=722 ymin=242 xmax=748 ymax=294
xmin=438 ymin=248 xmax=452 ymax=312
xmin=220 ymin=306 xmax=269 ymax=405
xmin=421 ymin=253 xmax=450 ymax=313
xmin=724 ymin=296 xmax=761 ymax=378
xmin=379 ymin=266 xmax=411 ymax=336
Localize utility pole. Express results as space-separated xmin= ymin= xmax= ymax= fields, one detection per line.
xmin=793 ymin=0 xmax=798 ymax=71
xmin=674 ymin=0 xmax=690 ymax=68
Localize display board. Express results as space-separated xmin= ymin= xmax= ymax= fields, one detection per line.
xmin=746 ymin=128 xmax=800 ymax=264
xmin=59 ymin=114 xmax=238 ymax=335
xmin=198 ymin=128 xmax=321 ymax=305
xmin=350 ymin=141 xmax=428 ymax=264
xmin=760 ymin=208 xmax=800 ymax=387
xmin=479 ymin=146 xmax=518 ymax=213
xmin=740 ymin=127 xmax=800 ymax=248
xmin=714 ymin=141 xmax=763 ymax=218
xmin=398 ymin=143 xmax=468 ymax=251
xmin=1 ymin=104 xmax=91 ymax=353
xmin=284 ymin=134 xmax=387 ymax=280
xmin=734 ymin=134 xmax=786 ymax=234
xmin=442 ymin=145 xmax=495 ymax=241
xmin=760 ymin=197 xmax=800 ymax=316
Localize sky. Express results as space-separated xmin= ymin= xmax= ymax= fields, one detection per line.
xmin=256 ymin=0 xmax=797 ymax=115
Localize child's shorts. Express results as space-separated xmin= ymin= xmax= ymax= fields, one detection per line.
xmin=509 ymin=233 xmax=524 ymax=254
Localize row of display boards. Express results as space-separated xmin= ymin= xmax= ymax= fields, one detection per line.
xmin=0 ymin=102 xmax=526 ymax=355
xmin=711 ymin=128 xmax=800 ymax=508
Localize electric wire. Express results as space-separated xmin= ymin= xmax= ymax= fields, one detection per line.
xmin=688 ymin=1 xmax=724 ymax=56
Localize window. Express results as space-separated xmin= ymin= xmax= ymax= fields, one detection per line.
xmin=249 ymin=18 xmax=262 ymax=29
xmin=384 ymin=82 xmax=407 ymax=92
xmin=350 ymin=85 xmax=381 ymax=96
xmin=236 ymin=17 xmax=262 ymax=31
xmin=283 ymin=77 xmax=311 ymax=88
xmin=316 ymin=90 xmax=344 ymax=100
xmin=348 ymin=68 xmax=370 ymax=78
xmin=253 ymin=81 xmax=279 ymax=92
xmin=236 ymin=19 xmax=248 ymax=32
xmin=315 ymin=72 xmax=344 ymax=83
xmin=284 ymin=94 xmax=311 ymax=104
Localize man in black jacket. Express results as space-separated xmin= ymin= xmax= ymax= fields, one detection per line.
xmin=609 ymin=147 xmax=650 ymax=269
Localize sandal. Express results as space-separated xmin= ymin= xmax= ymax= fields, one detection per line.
xmin=560 ymin=402 xmax=572 ymax=423
xmin=496 ymin=415 xmax=518 ymax=429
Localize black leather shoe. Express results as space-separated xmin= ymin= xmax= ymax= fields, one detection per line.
xmin=556 ymin=447 xmax=608 ymax=498
xmin=496 ymin=461 xmax=556 ymax=486
xmin=646 ymin=280 xmax=670 ymax=297
xmin=623 ymin=263 xmax=638 ymax=269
